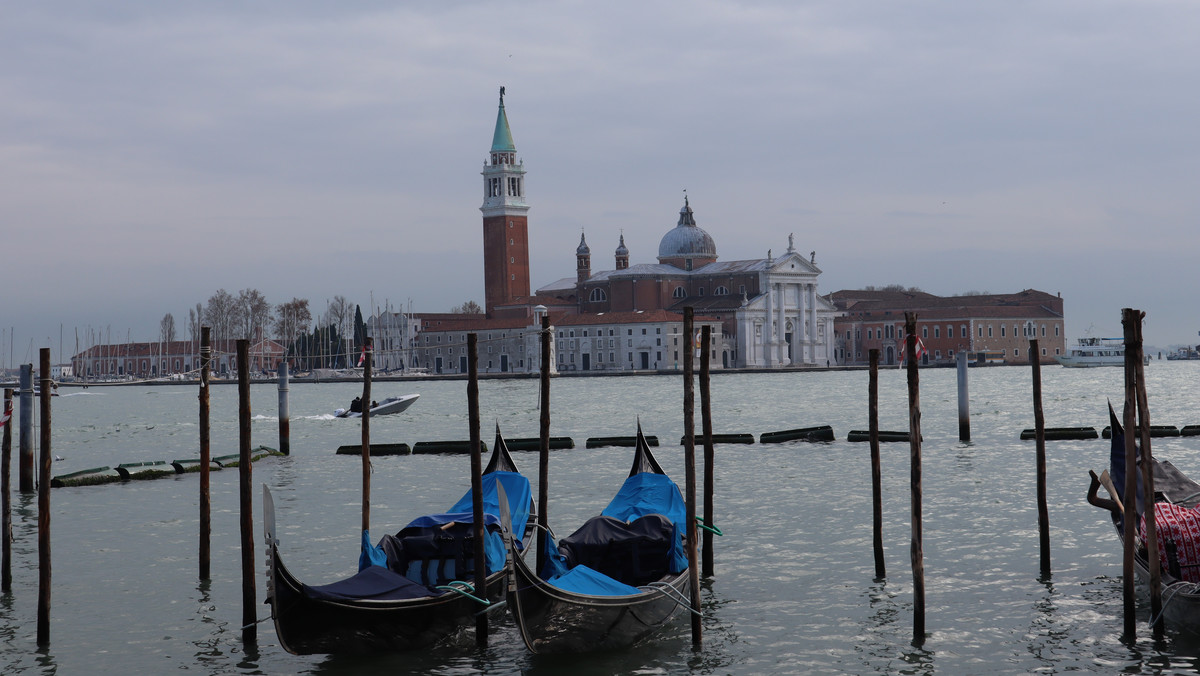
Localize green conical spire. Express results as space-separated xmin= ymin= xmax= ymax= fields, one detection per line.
xmin=491 ymin=86 xmax=516 ymax=153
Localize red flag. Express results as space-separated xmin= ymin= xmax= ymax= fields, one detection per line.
xmin=0 ymin=411 xmax=9 ymax=428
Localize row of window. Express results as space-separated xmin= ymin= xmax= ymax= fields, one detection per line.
xmin=853 ymin=323 xmax=1061 ymax=341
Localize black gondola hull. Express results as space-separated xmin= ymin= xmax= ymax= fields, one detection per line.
xmin=508 ymin=552 xmax=690 ymax=654
xmin=268 ymin=543 xmax=508 ymax=654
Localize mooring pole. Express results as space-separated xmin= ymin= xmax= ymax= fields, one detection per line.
xmin=467 ymin=334 xmax=488 ymax=646
xmin=1120 ymin=310 xmax=1139 ymax=640
xmin=869 ymin=348 xmax=885 ymax=580
xmin=700 ymin=324 xmax=715 ymax=579
xmin=199 ymin=327 xmax=212 ymax=580
xmin=1 ymin=388 xmax=11 ymax=592
xmin=682 ymin=307 xmax=703 ymax=647
xmin=537 ymin=315 xmax=551 ymax=576
xmin=1030 ymin=339 xmax=1051 ymax=578
xmin=956 ymin=351 xmax=970 ymax=442
xmin=236 ymin=339 xmax=256 ymax=644
xmin=1127 ymin=308 xmax=1162 ymax=635
xmin=18 ymin=364 xmax=33 ymax=493
xmin=361 ymin=338 xmax=372 ymax=536
xmin=904 ymin=313 xmax=925 ymax=646
xmin=36 ymin=348 xmax=51 ymax=646
xmin=277 ymin=361 xmax=290 ymax=456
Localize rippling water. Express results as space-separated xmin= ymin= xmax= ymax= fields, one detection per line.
xmin=4 ymin=362 xmax=1200 ymax=674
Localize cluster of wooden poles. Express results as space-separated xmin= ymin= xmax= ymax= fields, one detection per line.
xmin=0 ymin=307 xmax=1159 ymax=651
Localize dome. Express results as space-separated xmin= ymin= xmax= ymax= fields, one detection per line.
xmin=576 ymin=232 xmax=590 ymax=256
xmin=657 ymin=197 xmax=716 ymax=262
xmin=615 ymin=233 xmax=629 ymax=257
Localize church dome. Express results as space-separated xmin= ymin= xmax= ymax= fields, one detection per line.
xmin=657 ymin=197 xmax=716 ymax=263
xmin=576 ymin=232 xmax=590 ymax=256
xmin=615 ymin=233 xmax=629 ymax=257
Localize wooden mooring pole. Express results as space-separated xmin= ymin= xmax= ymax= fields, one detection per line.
xmin=19 ymin=364 xmax=33 ymax=493
xmin=1 ymin=388 xmax=11 ymax=592
xmin=1120 ymin=310 xmax=1139 ymax=639
xmin=869 ymin=349 xmax=885 ymax=580
xmin=956 ymin=351 xmax=970 ymax=442
xmin=537 ymin=315 xmax=551 ymax=576
xmin=1126 ymin=308 xmax=1162 ymax=635
xmin=361 ymin=338 xmax=372 ymax=536
xmin=199 ymin=327 xmax=212 ymax=580
xmin=683 ymin=307 xmax=703 ymax=647
xmin=904 ymin=313 xmax=926 ymax=646
xmin=700 ymin=324 xmax=716 ymax=579
xmin=236 ymin=339 xmax=256 ymax=644
xmin=37 ymin=349 xmax=52 ymax=646
xmin=467 ymin=334 xmax=488 ymax=647
xmin=277 ymin=361 xmax=290 ymax=456
xmin=1030 ymin=339 xmax=1051 ymax=578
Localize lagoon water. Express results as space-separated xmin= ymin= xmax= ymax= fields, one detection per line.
xmin=4 ymin=362 xmax=1200 ymax=674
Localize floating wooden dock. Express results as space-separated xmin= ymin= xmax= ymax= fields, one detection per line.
xmin=1182 ymin=425 xmax=1200 ymax=437
xmin=505 ymin=437 xmax=575 ymax=451
xmin=411 ymin=440 xmax=489 ymax=455
xmin=586 ymin=435 xmax=659 ymax=448
xmin=335 ymin=443 xmax=411 ymax=456
xmin=759 ymin=426 xmax=834 ymax=444
xmin=1020 ymin=427 xmax=1097 ymax=440
xmin=171 ymin=458 xmax=222 ymax=473
xmin=50 ymin=466 xmax=122 ymax=488
xmin=1101 ymin=425 xmax=1180 ymax=439
xmin=680 ymin=433 xmax=755 ymax=445
xmin=847 ymin=430 xmax=913 ymax=443
xmin=115 ymin=461 xmax=174 ymax=481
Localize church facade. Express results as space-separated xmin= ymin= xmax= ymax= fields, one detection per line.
xmin=407 ymin=89 xmax=841 ymax=374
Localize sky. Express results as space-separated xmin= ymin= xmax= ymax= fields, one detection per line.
xmin=3 ymin=1 xmax=1199 ymax=366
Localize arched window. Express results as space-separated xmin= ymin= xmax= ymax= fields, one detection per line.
xmin=673 ymin=287 xmax=687 ymax=299
xmin=589 ymin=288 xmax=608 ymax=302
xmin=714 ymin=286 xmax=729 ymax=295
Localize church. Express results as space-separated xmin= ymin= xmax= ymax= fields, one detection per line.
xmin=406 ymin=89 xmax=841 ymax=373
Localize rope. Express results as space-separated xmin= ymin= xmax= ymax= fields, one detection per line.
xmin=641 ymin=579 xmax=702 ymax=617
xmin=695 ymin=517 xmax=724 ymax=536
xmin=434 ymin=581 xmax=490 ymax=606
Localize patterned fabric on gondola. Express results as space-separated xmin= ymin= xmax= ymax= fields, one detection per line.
xmin=1140 ymin=503 xmax=1200 ymax=582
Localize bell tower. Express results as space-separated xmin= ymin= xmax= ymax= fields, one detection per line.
xmin=481 ymin=86 xmax=530 ymax=316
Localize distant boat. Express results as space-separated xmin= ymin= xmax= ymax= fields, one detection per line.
xmin=1056 ymin=337 xmax=1126 ymax=368
xmin=334 ymin=393 xmax=419 ymax=418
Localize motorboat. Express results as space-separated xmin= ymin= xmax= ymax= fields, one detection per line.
xmin=335 ymin=393 xmax=420 ymax=418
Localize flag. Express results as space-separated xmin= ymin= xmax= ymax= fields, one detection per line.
xmin=0 ymin=411 xmax=8 ymax=428
xmin=898 ymin=336 xmax=927 ymax=363
xmin=357 ymin=345 xmax=367 ymax=367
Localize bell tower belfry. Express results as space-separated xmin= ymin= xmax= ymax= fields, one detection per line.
xmin=481 ymin=86 xmax=530 ymax=317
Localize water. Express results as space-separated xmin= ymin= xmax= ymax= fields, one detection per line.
xmin=4 ymin=363 xmax=1200 ymax=674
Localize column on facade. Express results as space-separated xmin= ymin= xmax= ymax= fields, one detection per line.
xmin=762 ymin=285 xmax=774 ymax=367
xmin=794 ymin=282 xmax=806 ymax=365
xmin=808 ymin=283 xmax=818 ymax=365
xmin=773 ymin=283 xmax=784 ymax=366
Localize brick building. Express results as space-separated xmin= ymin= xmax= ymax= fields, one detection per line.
xmin=831 ymin=288 xmax=1066 ymax=366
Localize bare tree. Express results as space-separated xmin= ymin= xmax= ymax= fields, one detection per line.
xmin=450 ymin=300 xmax=484 ymax=314
xmin=160 ymin=313 xmax=177 ymax=344
xmin=237 ymin=288 xmax=272 ymax=341
xmin=326 ymin=295 xmax=353 ymax=362
xmin=188 ymin=304 xmax=203 ymax=342
xmin=275 ymin=298 xmax=312 ymax=348
xmin=203 ymin=289 xmax=238 ymax=341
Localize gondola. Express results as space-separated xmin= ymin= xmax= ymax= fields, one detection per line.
xmin=1087 ymin=403 xmax=1200 ymax=625
xmin=263 ymin=428 xmax=534 ymax=654
xmin=507 ymin=422 xmax=694 ymax=653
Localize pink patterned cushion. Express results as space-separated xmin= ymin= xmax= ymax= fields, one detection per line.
xmin=1141 ymin=503 xmax=1200 ymax=582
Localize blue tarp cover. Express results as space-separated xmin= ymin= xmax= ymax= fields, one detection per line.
xmin=546 ymin=564 xmax=644 ymax=596
xmin=540 ymin=471 xmax=687 ymax=597
xmin=360 ymin=470 xmax=531 ymax=575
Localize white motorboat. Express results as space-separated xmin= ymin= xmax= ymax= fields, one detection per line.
xmin=334 ymin=393 xmax=420 ymax=418
xmin=1055 ymin=336 xmax=1126 ymax=368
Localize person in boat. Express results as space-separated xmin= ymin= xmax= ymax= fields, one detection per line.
xmin=370 ymin=400 xmax=378 ymax=409
xmin=349 ymin=396 xmax=363 ymax=413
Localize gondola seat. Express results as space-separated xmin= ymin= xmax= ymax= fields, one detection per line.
xmin=558 ymin=514 xmax=675 ymax=587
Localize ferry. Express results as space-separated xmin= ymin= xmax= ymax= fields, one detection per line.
xmin=1056 ymin=336 xmax=1125 ymax=368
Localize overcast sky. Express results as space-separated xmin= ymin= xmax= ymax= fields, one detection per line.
xmin=3 ymin=1 xmax=1198 ymax=365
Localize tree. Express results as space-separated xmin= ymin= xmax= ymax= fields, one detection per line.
xmin=188 ymin=303 xmax=203 ymax=342
xmin=450 ymin=300 xmax=483 ymax=314
xmin=160 ymin=313 xmax=176 ymax=344
xmin=238 ymin=288 xmax=272 ymax=341
xmin=326 ymin=295 xmax=353 ymax=364
xmin=203 ymin=289 xmax=238 ymax=341
xmin=274 ymin=298 xmax=312 ymax=352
